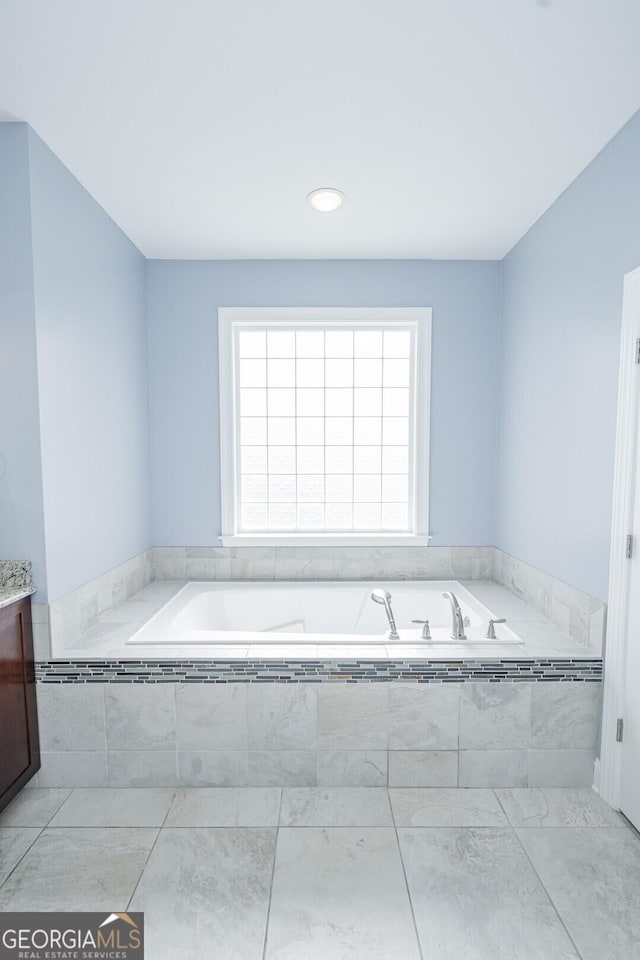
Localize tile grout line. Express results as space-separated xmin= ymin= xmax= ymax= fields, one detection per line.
xmin=493 ymin=790 xmax=585 ymax=960
xmin=0 ymin=825 xmax=46 ymax=890
xmin=261 ymin=787 xmax=283 ymax=960
xmin=389 ymin=788 xmax=425 ymax=960
xmin=125 ymin=788 xmax=177 ymax=912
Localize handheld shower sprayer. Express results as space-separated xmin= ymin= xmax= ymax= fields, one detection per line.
xmin=371 ymin=588 xmax=400 ymax=640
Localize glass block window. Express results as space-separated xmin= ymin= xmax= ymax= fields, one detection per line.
xmin=219 ymin=309 xmax=431 ymax=540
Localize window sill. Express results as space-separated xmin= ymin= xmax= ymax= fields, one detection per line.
xmin=219 ymin=534 xmax=433 ymax=547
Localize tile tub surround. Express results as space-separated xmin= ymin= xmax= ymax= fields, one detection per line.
xmin=46 ymin=549 xmax=153 ymax=655
xmin=33 ymin=679 xmax=602 ymax=789
xmin=152 ymin=545 xmax=604 ymax=649
xmin=494 ymin=549 xmax=605 ymax=651
xmin=41 ymin=543 xmax=605 ymax=654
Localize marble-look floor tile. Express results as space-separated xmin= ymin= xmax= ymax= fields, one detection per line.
xmin=496 ymin=788 xmax=621 ymax=828
xmin=130 ymin=828 xmax=275 ymax=960
xmin=518 ymin=827 xmax=640 ymax=960
xmin=165 ymin=788 xmax=281 ymax=826
xmin=0 ymin=828 xmax=41 ymax=885
xmin=279 ymin=788 xmax=393 ymax=826
xmin=390 ymin=788 xmax=507 ymax=826
xmin=0 ymin=828 xmax=157 ymax=910
xmin=266 ymin=827 xmax=421 ymax=959
xmin=49 ymin=788 xmax=175 ymax=827
xmin=0 ymin=788 xmax=70 ymax=827
xmin=399 ymin=827 xmax=579 ymax=959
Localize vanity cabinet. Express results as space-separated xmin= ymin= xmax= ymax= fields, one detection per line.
xmin=0 ymin=597 xmax=40 ymax=811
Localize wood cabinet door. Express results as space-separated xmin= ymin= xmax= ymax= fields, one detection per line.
xmin=0 ymin=600 xmax=40 ymax=810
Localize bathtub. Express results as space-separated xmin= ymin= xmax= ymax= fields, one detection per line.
xmin=127 ymin=580 xmax=523 ymax=646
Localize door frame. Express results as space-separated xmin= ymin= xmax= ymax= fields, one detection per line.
xmin=600 ymin=264 xmax=640 ymax=808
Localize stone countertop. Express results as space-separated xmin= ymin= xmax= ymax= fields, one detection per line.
xmin=0 ymin=586 xmax=37 ymax=610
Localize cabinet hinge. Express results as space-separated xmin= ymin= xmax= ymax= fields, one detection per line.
xmin=626 ymin=535 xmax=633 ymax=559
xmin=616 ymin=719 xmax=624 ymax=742
xmin=635 ymin=338 xmax=640 ymax=363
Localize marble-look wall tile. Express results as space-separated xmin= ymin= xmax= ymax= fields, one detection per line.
xmin=177 ymin=751 xmax=248 ymax=787
xmin=388 ymin=682 xmax=459 ymax=750
xmin=107 ymin=750 xmax=177 ymax=787
xmin=530 ymin=683 xmax=602 ymax=750
xmin=36 ymin=684 xmax=105 ymax=751
xmin=317 ymin=683 xmax=389 ymax=750
xmin=388 ymin=751 xmax=458 ymax=787
xmin=105 ymin=684 xmax=176 ymax=750
xmin=230 ymin=547 xmax=274 ymax=581
xmin=175 ymin=683 xmax=247 ymax=750
xmin=494 ymin=548 xmax=604 ymax=651
xmin=459 ymin=682 xmax=532 ymax=749
xmin=527 ymin=750 xmax=595 ymax=788
xmin=248 ymin=751 xmax=317 ymax=786
xmin=458 ymin=750 xmax=528 ymax=787
xmin=31 ymin=621 xmax=50 ymax=660
xmin=152 ymin=547 xmax=187 ymax=580
xmin=317 ymin=751 xmax=388 ymax=786
xmin=38 ymin=751 xmax=108 ymax=788
xmin=48 ymin=549 xmax=153 ymax=652
xmin=247 ymin=683 xmax=317 ymax=750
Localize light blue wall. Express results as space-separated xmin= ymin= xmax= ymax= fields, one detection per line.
xmin=26 ymin=129 xmax=150 ymax=601
xmin=498 ymin=110 xmax=640 ymax=601
xmin=0 ymin=124 xmax=48 ymax=593
xmin=147 ymin=259 xmax=502 ymax=547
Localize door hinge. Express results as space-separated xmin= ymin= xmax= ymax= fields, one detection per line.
xmin=626 ymin=535 xmax=633 ymax=559
xmin=616 ymin=718 xmax=624 ymax=742
xmin=635 ymin=338 xmax=640 ymax=363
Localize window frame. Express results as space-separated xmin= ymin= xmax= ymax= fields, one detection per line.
xmin=218 ymin=307 xmax=432 ymax=546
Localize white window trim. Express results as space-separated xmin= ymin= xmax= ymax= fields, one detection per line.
xmin=218 ymin=306 xmax=432 ymax=547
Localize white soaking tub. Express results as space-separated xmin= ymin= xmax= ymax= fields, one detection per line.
xmin=127 ymin=580 xmax=524 ymax=646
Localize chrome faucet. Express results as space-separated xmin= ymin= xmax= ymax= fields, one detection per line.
xmin=412 ymin=618 xmax=431 ymax=640
xmin=442 ymin=591 xmax=466 ymax=640
xmin=371 ymin=589 xmax=399 ymax=639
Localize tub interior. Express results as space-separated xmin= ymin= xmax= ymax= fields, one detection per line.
xmin=128 ymin=580 xmax=523 ymax=646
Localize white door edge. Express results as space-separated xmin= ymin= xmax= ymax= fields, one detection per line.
xmin=601 ymin=263 xmax=640 ymax=809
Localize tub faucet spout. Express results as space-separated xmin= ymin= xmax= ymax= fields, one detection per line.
xmin=442 ymin=591 xmax=466 ymax=640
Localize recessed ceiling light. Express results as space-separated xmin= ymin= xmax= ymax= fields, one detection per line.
xmin=307 ymin=188 xmax=344 ymax=213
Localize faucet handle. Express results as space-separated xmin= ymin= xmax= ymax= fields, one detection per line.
xmin=486 ymin=617 xmax=506 ymax=639
xmin=412 ymin=619 xmax=432 ymax=640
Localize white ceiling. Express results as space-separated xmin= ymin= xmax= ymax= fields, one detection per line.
xmin=1 ymin=0 xmax=639 ymax=260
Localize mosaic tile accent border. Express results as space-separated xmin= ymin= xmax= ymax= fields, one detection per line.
xmin=35 ymin=657 xmax=603 ymax=684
